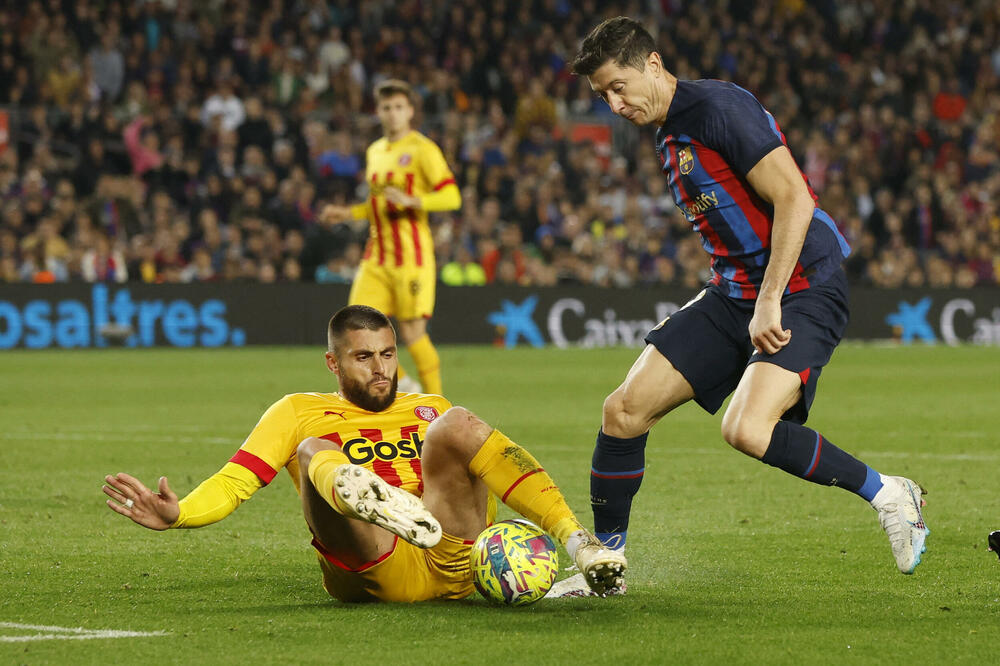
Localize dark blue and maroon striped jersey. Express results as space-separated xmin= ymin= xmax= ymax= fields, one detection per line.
xmin=655 ymin=79 xmax=850 ymax=299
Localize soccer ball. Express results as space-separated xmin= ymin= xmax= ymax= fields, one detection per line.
xmin=469 ymin=519 xmax=559 ymax=606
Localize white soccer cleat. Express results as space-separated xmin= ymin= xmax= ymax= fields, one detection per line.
xmin=332 ymin=464 xmax=442 ymax=548
xmin=873 ymin=476 xmax=929 ymax=574
xmin=397 ymin=376 xmax=423 ymax=393
xmin=545 ymin=572 xmax=627 ymax=598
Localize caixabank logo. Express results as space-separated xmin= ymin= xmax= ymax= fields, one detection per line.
xmin=486 ymin=295 xmax=680 ymax=348
xmin=0 ymin=284 xmax=245 ymax=349
xmin=886 ymin=296 xmax=1000 ymax=345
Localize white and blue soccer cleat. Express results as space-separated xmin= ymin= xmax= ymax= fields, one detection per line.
xmin=873 ymin=476 xmax=929 ymax=574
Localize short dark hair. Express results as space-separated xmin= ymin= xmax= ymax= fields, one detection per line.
xmin=373 ymin=79 xmax=415 ymax=105
xmin=571 ymin=17 xmax=657 ymax=76
xmin=327 ymin=305 xmax=394 ymax=352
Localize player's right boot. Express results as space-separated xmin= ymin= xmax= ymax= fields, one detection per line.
xmin=332 ymin=464 xmax=442 ymax=548
xmin=872 ymin=476 xmax=929 ymax=574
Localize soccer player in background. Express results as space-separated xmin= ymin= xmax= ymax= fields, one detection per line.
xmin=103 ymin=305 xmax=626 ymax=602
xmin=321 ymin=80 xmax=458 ymax=396
xmin=548 ymin=17 xmax=928 ymax=596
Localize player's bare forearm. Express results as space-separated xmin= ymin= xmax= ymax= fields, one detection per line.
xmin=757 ymin=191 xmax=814 ymax=302
xmin=745 ymin=146 xmax=815 ymax=352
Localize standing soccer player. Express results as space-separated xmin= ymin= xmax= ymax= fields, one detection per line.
xmin=322 ymin=80 xmax=459 ymax=395
xmin=550 ymin=17 xmax=928 ymax=596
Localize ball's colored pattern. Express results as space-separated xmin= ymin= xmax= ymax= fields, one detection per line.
xmin=469 ymin=519 xmax=559 ymax=605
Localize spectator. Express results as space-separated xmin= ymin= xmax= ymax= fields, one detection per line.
xmin=0 ymin=0 xmax=995 ymax=291
xmin=89 ymin=29 xmax=124 ymax=102
xmin=201 ymin=79 xmax=245 ymax=133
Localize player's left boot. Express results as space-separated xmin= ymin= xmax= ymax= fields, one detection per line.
xmin=332 ymin=464 xmax=442 ymax=548
xmin=872 ymin=476 xmax=929 ymax=574
xmin=566 ymin=531 xmax=628 ymax=596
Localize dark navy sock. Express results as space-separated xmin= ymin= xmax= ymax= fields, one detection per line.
xmin=591 ymin=429 xmax=647 ymax=550
xmin=761 ymin=421 xmax=883 ymax=501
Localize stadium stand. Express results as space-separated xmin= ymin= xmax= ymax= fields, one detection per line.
xmin=0 ymin=0 xmax=997 ymax=288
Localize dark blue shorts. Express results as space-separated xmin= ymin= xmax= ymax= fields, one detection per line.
xmin=644 ymin=268 xmax=849 ymax=424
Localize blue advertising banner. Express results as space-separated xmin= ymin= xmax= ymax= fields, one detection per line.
xmin=1 ymin=283 xmax=997 ymax=349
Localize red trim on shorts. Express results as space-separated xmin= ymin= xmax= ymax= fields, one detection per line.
xmin=798 ymin=368 xmax=811 ymax=385
xmin=229 ymin=450 xmax=278 ymax=485
xmin=312 ymin=535 xmax=398 ymax=572
xmin=501 ymin=468 xmax=542 ymax=503
xmin=433 ymin=178 xmax=456 ymax=191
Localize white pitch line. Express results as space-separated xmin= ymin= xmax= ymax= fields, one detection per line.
xmin=0 ymin=622 xmax=168 ymax=642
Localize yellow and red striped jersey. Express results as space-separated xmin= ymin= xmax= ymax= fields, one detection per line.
xmin=352 ymin=130 xmax=456 ymax=268
xmin=232 ymin=391 xmax=452 ymax=497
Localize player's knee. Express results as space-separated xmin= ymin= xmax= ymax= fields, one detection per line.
xmin=602 ymin=390 xmax=641 ymax=438
xmin=426 ymin=406 xmax=492 ymax=459
xmin=720 ymin=414 xmax=768 ymax=457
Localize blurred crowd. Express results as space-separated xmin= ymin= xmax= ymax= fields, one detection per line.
xmin=1 ymin=0 xmax=998 ymax=289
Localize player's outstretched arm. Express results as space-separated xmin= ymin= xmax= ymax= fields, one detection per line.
xmin=103 ymin=473 xmax=179 ymax=531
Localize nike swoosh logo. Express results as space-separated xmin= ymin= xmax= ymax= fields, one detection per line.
xmin=324 ymin=411 xmax=346 ymax=419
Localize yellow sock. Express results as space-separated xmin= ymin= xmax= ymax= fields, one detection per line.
xmin=469 ymin=430 xmax=583 ymax=547
xmin=408 ymin=334 xmax=441 ymax=395
xmin=307 ymin=449 xmax=352 ymax=513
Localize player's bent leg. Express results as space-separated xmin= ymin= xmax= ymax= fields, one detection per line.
xmin=602 ymin=344 xmax=695 ymax=439
xmin=422 ymin=407 xmax=628 ymax=596
xmin=297 ymin=438 xmax=440 ymax=561
xmin=721 ymin=361 xmax=801 ymax=458
xmin=726 ymin=364 xmax=929 ymax=573
xmin=419 ymin=407 xmax=494 ymax=540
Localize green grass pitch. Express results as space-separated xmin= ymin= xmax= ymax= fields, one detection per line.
xmin=1 ymin=344 xmax=999 ymax=664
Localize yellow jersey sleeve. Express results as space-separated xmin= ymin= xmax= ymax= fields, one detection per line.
xmin=228 ymin=395 xmax=302 ymax=484
xmin=172 ymin=462 xmax=263 ymax=528
xmin=418 ymin=139 xmax=457 ymax=194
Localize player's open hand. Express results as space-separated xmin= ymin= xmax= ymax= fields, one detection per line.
xmin=749 ymin=298 xmax=790 ymax=355
xmin=383 ymin=186 xmax=420 ymax=209
xmin=320 ymin=204 xmax=351 ymax=224
xmin=103 ymin=473 xmax=180 ymax=531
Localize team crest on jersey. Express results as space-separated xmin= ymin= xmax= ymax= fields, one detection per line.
xmin=414 ymin=406 xmax=439 ymax=422
xmin=678 ymin=148 xmax=694 ymax=175
xmin=398 ymin=153 xmax=412 ymax=166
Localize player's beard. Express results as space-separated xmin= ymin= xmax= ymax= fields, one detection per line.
xmin=339 ymin=372 xmax=398 ymax=412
